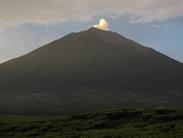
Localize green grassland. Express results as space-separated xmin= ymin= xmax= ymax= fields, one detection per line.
xmin=0 ymin=109 xmax=183 ymax=138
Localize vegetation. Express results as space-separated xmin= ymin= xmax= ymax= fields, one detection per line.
xmin=0 ymin=109 xmax=183 ymax=138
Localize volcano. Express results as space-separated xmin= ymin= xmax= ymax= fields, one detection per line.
xmin=0 ymin=27 xmax=183 ymax=114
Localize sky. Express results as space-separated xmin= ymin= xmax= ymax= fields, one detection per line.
xmin=0 ymin=0 xmax=183 ymax=63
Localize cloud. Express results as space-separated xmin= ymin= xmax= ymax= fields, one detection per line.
xmin=0 ymin=0 xmax=182 ymax=27
xmin=93 ymin=18 xmax=109 ymax=30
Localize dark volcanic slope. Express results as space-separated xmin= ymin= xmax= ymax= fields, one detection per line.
xmin=0 ymin=28 xmax=182 ymax=114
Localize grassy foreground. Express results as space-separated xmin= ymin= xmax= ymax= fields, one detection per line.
xmin=0 ymin=109 xmax=183 ymax=138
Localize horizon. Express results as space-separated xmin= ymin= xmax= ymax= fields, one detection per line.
xmin=0 ymin=25 xmax=183 ymax=64
xmin=1 ymin=26 xmax=183 ymax=64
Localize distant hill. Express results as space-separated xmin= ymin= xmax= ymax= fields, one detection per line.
xmin=0 ymin=27 xmax=182 ymax=114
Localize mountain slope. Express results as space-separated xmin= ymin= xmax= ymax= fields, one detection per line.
xmin=0 ymin=28 xmax=183 ymax=114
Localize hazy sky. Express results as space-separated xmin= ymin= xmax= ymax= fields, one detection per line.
xmin=0 ymin=0 xmax=183 ymax=63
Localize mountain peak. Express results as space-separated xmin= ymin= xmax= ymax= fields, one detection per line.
xmin=86 ymin=27 xmax=122 ymax=37
xmin=88 ymin=27 xmax=108 ymax=32
xmin=84 ymin=27 xmax=110 ymax=35
xmin=80 ymin=27 xmax=128 ymax=45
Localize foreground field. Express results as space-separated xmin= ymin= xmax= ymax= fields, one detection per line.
xmin=0 ymin=109 xmax=183 ymax=138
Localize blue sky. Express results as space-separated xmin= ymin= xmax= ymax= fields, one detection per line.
xmin=0 ymin=0 xmax=183 ymax=63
